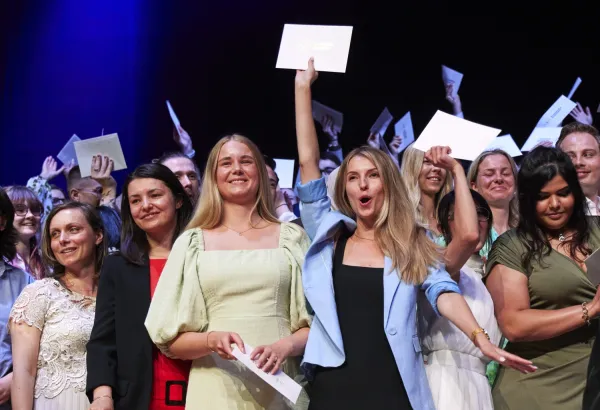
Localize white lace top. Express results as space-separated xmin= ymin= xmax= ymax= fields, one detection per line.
xmin=9 ymin=278 xmax=96 ymax=399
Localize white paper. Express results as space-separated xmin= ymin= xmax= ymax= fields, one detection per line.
xmin=567 ymin=77 xmax=582 ymax=99
xmin=166 ymin=100 xmax=181 ymax=127
xmin=585 ymin=248 xmax=600 ymax=286
xmin=393 ymin=112 xmax=415 ymax=153
xmin=521 ymin=127 xmax=562 ymax=152
xmin=276 ymin=24 xmax=353 ymax=73
xmin=485 ymin=135 xmax=522 ymax=157
xmin=413 ymin=111 xmax=501 ymax=161
xmin=231 ymin=344 xmax=302 ymax=404
xmin=312 ymin=100 xmax=343 ymax=135
xmin=57 ymin=134 xmax=81 ymax=165
xmin=441 ymin=65 xmax=463 ymax=95
xmin=370 ymin=107 xmax=394 ymax=136
xmin=273 ymin=159 xmax=295 ymax=189
xmin=74 ymin=134 xmax=128 ymax=178
xmin=536 ymin=95 xmax=577 ymax=127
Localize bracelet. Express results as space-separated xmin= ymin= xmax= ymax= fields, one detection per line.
xmin=471 ymin=327 xmax=490 ymax=342
xmin=206 ymin=331 xmax=215 ymax=352
xmin=93 ymin=395 xmax=112 ymax=402
xmin=582 ymin=302 xmax=591 ymax=326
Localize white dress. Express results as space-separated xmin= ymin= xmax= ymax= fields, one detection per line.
xmin=418 ymin=264 xmax=501 ymax=410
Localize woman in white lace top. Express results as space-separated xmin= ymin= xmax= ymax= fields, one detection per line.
xmin=9 ymin=202 xmax=106 ymax=410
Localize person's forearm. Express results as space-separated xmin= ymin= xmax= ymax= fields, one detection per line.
xmin=11 ymin=371 xmax=35 ymax=410
xmin=92 ymin=385 xmax=113 ymax=401
xmin=437 ymin=292 xmax=482 ymax=342
xmin=285 ymin=327 xmax=309 ymax=357
xmin=168 ymin=332 xmax=213 ymax=360
xmin=295 ymin=85 xmax=321 ymax=184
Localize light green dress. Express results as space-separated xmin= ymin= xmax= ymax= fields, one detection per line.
xmin=145 ymin=223 xmax=312 ymax=410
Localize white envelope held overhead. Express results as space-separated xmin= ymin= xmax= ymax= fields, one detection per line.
xmin=312 ymin=100 xmax=343 ymax=135
xmin=276 ymin=24 xmax=353 ymax=73
xmin=393 ymin=112 xmax=415 ymax=153
xmin=412 ymin=111 xmax=501 ymax=161
xmin=567 ymin=77 xmax=582 ymax=100
xmin=74 ymin=134 xmax=128 ymax=178
xmin=441 ymin=65 xmax=464 ymax=96
xmin=370 ymin=107 xmax=394 ymax=137
xmin=57 ymin=134 xmax=81 ymax=165
xmin=231 ymin=344 xmax=302 ymax=404
xmin=521 ymin=127 xmax=562 ymax=152
xmin=485 ymin=135 xmax=522 ymax=157
xmin=273 ymin=159 xmax=295 ymax=189
xmin=536 ymin=95 xmax=577 ymax=128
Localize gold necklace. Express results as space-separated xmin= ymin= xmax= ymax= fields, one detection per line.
xmin=222 ymin=224 xmax=256 ymax=236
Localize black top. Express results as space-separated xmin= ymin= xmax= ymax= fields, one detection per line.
xmin=583 ymin=324 xmax=600 ymax=410
xmin=308 ymin=234 xmax=412 ymax=410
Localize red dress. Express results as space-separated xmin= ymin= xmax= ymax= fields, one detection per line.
xmin=149 ymin=259 xmax=192 ymax=410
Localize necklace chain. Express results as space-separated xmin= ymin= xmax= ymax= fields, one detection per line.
xmin=222 ymin=224 xmax=256 ymax=236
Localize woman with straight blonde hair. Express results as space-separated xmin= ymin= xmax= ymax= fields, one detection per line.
xmin=294 ymin=58 xmax=535 ymax=410
xmin=145 ymin=134 xmax=312 ymax=409
xmin=401 ymin=145 xmax=453 ymax=231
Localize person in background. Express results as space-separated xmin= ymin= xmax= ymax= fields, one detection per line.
xmin=87 ymin=163 xmax=193 ymax=410
xmin=26 ymin=157 xmax=67 ymax=216
xmin=556 ymin=122 xmax=600 ymax=216
xmin=10 ymin=202 xmax=105 ymax=410
xmin=67 ymin=156 xmax=117 ymax=208
xmin=446 ymin=83 xmax=464 ymax=118
xmin=264 ymin=155 xmax=297 ymax=222
xmin=0 ymin=188 xmax=34 ymax=410
xmin=96 ymin=206 xmax=121 ymax=253
xmin=155 ymin=152 xmax=201 ymax=205
xmin=5 ymin=186 xmax=46 ymax=279
xmin=49 ymin=185 xmax=66 ymax=207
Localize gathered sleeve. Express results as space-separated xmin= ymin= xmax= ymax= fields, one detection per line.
xmin=9 ymin=279 xmax=50 ymax=332
xmin=485 ymin=230 xmax=528 ymax=279
xmin=420 ymin=265 xmax=461 ymax=317
xmin=280 ymin=223 xmax=312 ymax=332
xmin=145 ymin=229 xmax=207 ymax=357
xmin=297 ymin=177 xmax=331 ymax=241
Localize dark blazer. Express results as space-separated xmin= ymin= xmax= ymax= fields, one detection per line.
xmin=86 ymin=254 xmax=154 ymax=410
xmin=583 ymin=324 xmax=600 ymax=410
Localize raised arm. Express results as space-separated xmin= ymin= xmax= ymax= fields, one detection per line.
xmin=295 ymin=58 xmax=321 ymax=184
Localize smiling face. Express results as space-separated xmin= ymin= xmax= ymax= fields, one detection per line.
xmin=215 ymin=140 xmax=260 ymax=205
xmin=49 ymin=208 xmax=103 ymax=271
xmin=559 ymin=132 xmax=600 ymax=198
xmin=12 ymin=200 xmax=42 ymax=242
xmin=128 ymin=178 xmax=181 ymax=235
xmin=535 ymin=175 xmax=575 ymax=231
xmin=418 ymin=157 xmax=447 ymax=196
xmin=344 ymin=155 xmax=385 ymax=224
xmin=472 ymin=154 xmax=516 ymax=207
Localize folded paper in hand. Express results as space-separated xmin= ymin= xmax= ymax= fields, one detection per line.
xmin=231 ymin=343 xmax=302 ymax=404
xmin=370 ymin=107 xmax=394 ymax=137
xmin=485 ymin=135 xmax=522 ymax=157
xmin=57 ymin=134 xmax=81 ymax=165
xmin=567 ymin=77 xmax=582 ymax=100
xmin=536 ymin=95 xmax=576 ymax=128
xmin=393 ymin=112 xmax=415 ymax=153
xmin=273 ymin=159 xmax=295 ymax=189
xmin=74 ymin=134 xmax=128 ymax=178
xmin=312 ymin=100 xmax=343 ymax=135
xmin=521 ymin=128 xmax=562 ymax=152
xmin=442 ymin=65 xmax=463 ymax=96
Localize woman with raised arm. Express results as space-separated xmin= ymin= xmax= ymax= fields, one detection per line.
xmin=10 ymin=202 xmax=105 ymax=409
xmin=486 ymin=147 xmax=600 ymax=409
xmin=145 ymin=135 xmax=311 ymax=409
xmin=294 ymin=58 xmax=535 ymax=410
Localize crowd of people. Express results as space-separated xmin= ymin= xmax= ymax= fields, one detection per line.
xmin=1 ymin=57 xmax=600 ymax=410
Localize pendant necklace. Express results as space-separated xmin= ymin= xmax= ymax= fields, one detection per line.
xmin=223 ymin=224 xmax=255 ymax=236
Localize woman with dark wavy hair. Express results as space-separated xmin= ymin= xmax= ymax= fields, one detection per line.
xmin=485 ymin=146 xmax=600 ymax=409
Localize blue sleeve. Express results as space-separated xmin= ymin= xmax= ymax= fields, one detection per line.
xmin=297 ymin=177 xmax=331 ymax=241
xmin=420 ymin=265 xmax=461 ymax=316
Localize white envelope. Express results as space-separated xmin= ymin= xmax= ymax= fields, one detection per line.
xmin=485 ymin=135 xmax=522 ymax=157
xmin=370 ymin=107 xmax=394 ymax=136
xmin=567 ymin=77 xmax=582 ymax=100
xmin=442 ymin=65 xmax=463 ymax=95
xmin=74 ymin=134 xmax=128 ymax=178
xmin=536 ymin=95 xmax=577 ymax=127
xmin=166 ymin=100 xmax=180 ymax=127
xmin=231 ymin=344 xmax=302 ymax=404
xmin=274 ymin=159 xmax=295 ymax=189
xmin=312 ymin=100 xmax=343 ymax=135
xmin=412 ymin=111 xmax=501 ymax=161
xmin=57 ymin=134 xmax=81 ymax=165
xmin=393 ymin=112 xmax=415 ymax=153
xmin=521 ymin=127 xmax=562 ymax=152
xmin=276 ymin=24 xmax=353 ymax=73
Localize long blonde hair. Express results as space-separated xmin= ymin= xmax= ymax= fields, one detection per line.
xmin=400 ymin=144 xmax=453 ymax=226
xmin=334 ymin=146 xmax=442 ymax=284
xmin=467 ymin=149 xmax=519 ymax=229
xmin=186 ymin=134 xmax=279 ymax=230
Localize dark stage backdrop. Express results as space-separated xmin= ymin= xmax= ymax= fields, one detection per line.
xmin=1 ymin=1 xmax=599 ymax=189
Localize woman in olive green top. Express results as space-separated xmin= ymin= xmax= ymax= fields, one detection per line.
xmin=486 ymin=147 xmax=600 ymax=410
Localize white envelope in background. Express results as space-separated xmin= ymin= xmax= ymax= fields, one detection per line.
xmin=370 ymin=107 xmax=394 ymax=136
xmin=441 ymin=65 xmax=463 ymax=95
xmin=312 ymin=100 xmax=343 ymax=135
xmin=521 ymin=127 xmax=562 ymax=152
xmin=166 ymin=100 xmax=181 ymax=127
xmin=567 ymin=77 xmax=582 ymax=100
xmin=536 ymin=95 xmax=577 ymax=128
xmin=485 ymin=135 xmax=522 ymax=157
xmin=393 ymin=112 xmax=415 ymax=153
xmin=412 ymin=111 xmax=501 ymax=161
xmin=231 ymin=344 xmax=302 ymax=404
xmin=273 ymin=159 xmax=295 ymax=189
xmin=276 ymin=24 xmax=353 ymax=73
xmin=74 ymin=134 xmax=128 ymax=178
xmin=57 ymin=134 xmax=81 ymax=165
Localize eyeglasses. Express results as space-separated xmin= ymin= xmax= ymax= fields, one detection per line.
xmin=52 ymin=198 xmax=65 ymax=206
xmin=14 ymin=204 xmax=43 ymax=217
xmin=448 ymin=207 xmax=491 ymax=222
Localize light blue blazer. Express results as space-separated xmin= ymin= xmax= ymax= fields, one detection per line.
xmin=297 ymin=177 xmax=461 ymax=410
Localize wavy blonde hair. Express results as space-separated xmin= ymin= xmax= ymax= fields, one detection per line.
xmin=334 ymin=146 xmax=442 ymax=284
xmin=186 ymin=134 xmax=279 ymax=230
xmin=400 ymin=144 xmax=453 ymax=226
xmin=467 ymin=149 xmax=519 ymax=229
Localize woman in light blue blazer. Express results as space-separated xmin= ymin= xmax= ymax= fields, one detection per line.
xmin=293 ymin=58 xmax=535 ymax=410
